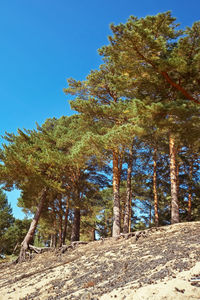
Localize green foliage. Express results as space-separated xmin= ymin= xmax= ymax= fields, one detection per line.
xmin=96 ymin=188 xmax=113 ymax=238
xmin=1 ymin=218 xmax=31 ymax=255
xmin=0 ymin=12 xmax=200 ymax=245
xmin=0 ymin=190 xmax=14 ymax=253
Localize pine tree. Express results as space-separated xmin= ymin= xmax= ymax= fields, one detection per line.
xmin=99 ymin=12 xmax=200 ymax=224
xmin=65 ymin=64 xmax=142 ymax=236
xmin=0 ymin=190 xmax=14 ymax=254
xmin=0 ymin=120 xmax=72 ymax=260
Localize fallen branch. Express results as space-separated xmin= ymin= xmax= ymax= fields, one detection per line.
xmin=120 ymin=232 xmax=136 ymax=240
xmin=60 ymin=241 xmax=88 ymax=254
xmin=29 ymin=245 xmax=54 ymax=254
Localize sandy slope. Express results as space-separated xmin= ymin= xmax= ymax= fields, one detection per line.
xmin=0 ymin=221 xmax=200 ymax=300
xmin=100 ymin=262 xmax=200 ymax=299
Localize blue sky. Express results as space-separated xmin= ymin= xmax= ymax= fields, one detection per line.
xmin=0 ymin=0 xmax=199 ymax=219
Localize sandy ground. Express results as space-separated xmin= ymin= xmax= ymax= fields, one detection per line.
xmin=0 ymin=221 xmax=200 ymax=300
xmin=100 ymin=262 xmax=200 ymax=300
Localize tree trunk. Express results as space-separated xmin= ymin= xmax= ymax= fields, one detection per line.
xmin=71 ymin=207 xmax=80 ymax=242
xmin=52 ymin=206 xmax=58 ymax=247
xmin=176 ymin=158 xmax=180 ymax=199
xmin=58 ymin=196 xmax=63 ymax=247
xmin=123 ymin=146 xmax=133 ymax=233
xmin=18 ymin=188 xmax=48 ymax=262
xmin=153 ymin=148 xmax=159 ymax=227
xmin=62 ymin=198 xmax=69 ymax=245
xmin=112 ymin=150 xmax=121 ymax=237
xmin=128 ymin=195 xmax=132 ymax=233
xmin=188 ymin=159 xmax=193 ymax=221
xmin=58 ymin=214 xmax=63 ymax=247
xmin=90 ymin=227 xmax=95 ymax=241
xmin=50 ymin=233 xmax=56 ymax=248
xmin=149 ymin=203 xmax=152 ymax=227
xmin=169 ymin=134 xmax=179 ymax=224
xmin=188 ymin=191 xmax=192 ymax=221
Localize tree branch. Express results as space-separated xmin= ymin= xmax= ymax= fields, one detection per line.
xmin=161 ymin=71 xmax=200 ymax=104
xmin=132 ymin=43 xmax=200 ymax=105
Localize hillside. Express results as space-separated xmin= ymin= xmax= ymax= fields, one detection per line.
xmin=0 ymin=221 xmax=200 ymax=300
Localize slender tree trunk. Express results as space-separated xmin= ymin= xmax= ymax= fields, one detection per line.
xmin=58 ymin=214 xmax=63 ymax=247
xmin=149 ymin=203 xmax=152 ymax=227
xmin=112 ymin=150 xmax=121 ymax=237
xmin=119 ymin=149 xmax=124 ymax=229
xmin=50 ymin=233 xmax=56 ymax=248
xmin=153 ymin=148 xmax=159 ymax=227
xmin=128 ymin=195 xmax=132 ymax=233
xmin=188 ymin=159 xmax=193 ymax=221
xmin=121 ymin=199 xmax=125 ymax=230
xmin=19 ymin=188 xmax=48 ymax=262
xmin=169 ymin=134 xmax=179 ymax=224
xmin=90 ymin=227 xmax=95 ymax=241
xmin=176 ymin=158 xmax=180 ymax=199
xmin=58 ymin=196 xmax=63 ymax=247
xmin=51 ymin=213 xmax=58 ymax=248
xmin=52 ymin=206 xmax=58 ymax=247
xmin=104 ymin=212 xmax=108 ymax=237
xmin=118 ymin=149 xmax=124 ymax=187
xmin=62 ymin=198 xmax=69 ymax=245
xmin=123 ymin=146 xmax=133 ymax=233
xmin=188 ymin=191 xmax=192 ymax=221
xmin=71 ymin=207 xmax=80 ymax=242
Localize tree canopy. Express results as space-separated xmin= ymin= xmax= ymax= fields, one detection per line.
xmin=0 ymin=11 xmax=200 ymax=261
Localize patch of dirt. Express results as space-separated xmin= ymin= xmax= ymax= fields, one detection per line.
xmin=0 ymin=221 xmax=200 ymax=299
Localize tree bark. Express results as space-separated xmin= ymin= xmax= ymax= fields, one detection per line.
xmin=62 ymin=198 xmax=69 ymax=245
xmin=188 ymin=191 xmax=192 ymax=221
xmin=176 ymin=157 xmax=180 ymax=199
xmin=123 ymin=146 xmax=133 ymax=233
xmin=58 ymin=215 xmax=63 ymax=247
xmin=149 ymin=203 xmax=152 ymax=227
xmin=71 ymin=207 xmax=80 ymax=242
xmin=188 ymin=159 xmax=193 ymax=221
xmin=18 ymin=188 xmax=48 ymax=262
xmin=50 ymin=233 xmax=56 ymax=248
xmin=169 ymin=134 xmax=179 ymax=224
xmin=153 ymin=148 xmax=159 ymax=227
xmin=90 ymin=227 xmax=95 ymax=241
xmin=112 ymin=150 xmax=121 ymax=237
xmin=128 ymin=195 xmax=132 ymax=233
xmin=58 ymin=196 xmax=63 ymax=247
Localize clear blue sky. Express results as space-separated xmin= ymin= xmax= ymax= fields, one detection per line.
xmin=0 ymin=0 xmax=199 ymax=219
